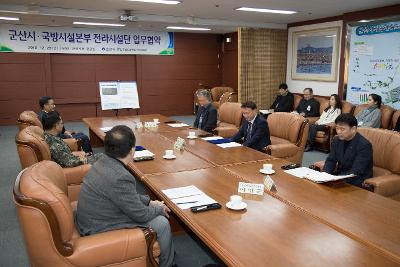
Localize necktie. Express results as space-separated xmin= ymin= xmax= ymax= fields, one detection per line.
xmin=246 ymin=122 xmax=252 ymax=140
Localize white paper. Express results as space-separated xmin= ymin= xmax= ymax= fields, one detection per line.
xmin=217 ymin=142 xmax=242 ymax=148
xmin=259 ymin=110 xmax=271 ymax=114
xmin=201 ymin=136 xmax=223 ymax=141
xmin=162 ymin=185 xmax=203 ymax=199
xmin=100 ymin=126 xmax=113 ymax=132
xmin=167 ymin=123 xmax=190 ymax=128
xmin=99 ymin=81 xmax=140 ymax=110
xmin=172 ymin=194 xmax=217 ymax=210
xmin=284 ymin=167 xmax=354 ymax=183
xmin=133 ymin=150 xmax=154 ymax=159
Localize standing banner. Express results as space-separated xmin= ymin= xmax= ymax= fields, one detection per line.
xmin=346 ymin=21 xmax=400 ymax=108
xmin=0 ymin=24 xmax=174 ymax=55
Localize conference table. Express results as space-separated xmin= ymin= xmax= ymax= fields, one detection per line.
xmin=83 ymin=114 xmax=400 ymax=267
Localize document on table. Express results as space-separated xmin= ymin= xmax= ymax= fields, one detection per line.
xmin=133 ymin=150 xmax=154 ymax=159
xmin=201 ymin=136 xmax=223 ymax=141
xmin=100 ymin=126 xmax=113 ymax=132
xmin=162 ymin=185 xmax=217 ymax=209
xmin=284 ymin=167 xmax=355 ymax=183
xmin=167 ymin=123 xmax=190 ymax=128
xmin=259 ymin=110 xmax=271 ymax=115
xmin=217 ymin=142 xmax=242 ymax=148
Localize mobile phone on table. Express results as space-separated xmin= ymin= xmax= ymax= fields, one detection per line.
xmin=281 ymin=163 xmax=300 ymax=170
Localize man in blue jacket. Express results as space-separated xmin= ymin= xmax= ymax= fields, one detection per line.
xmin=323 ymin=113 xmax=373 ymax=187
xmin=230 ymin=101 xmax=271 ymax=151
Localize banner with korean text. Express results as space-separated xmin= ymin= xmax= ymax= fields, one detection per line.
xmin=0 ymin=24 xmax=174 ymax=55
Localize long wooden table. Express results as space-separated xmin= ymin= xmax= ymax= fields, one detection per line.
xmin=83 ymin=115 xmax=400 ymax=266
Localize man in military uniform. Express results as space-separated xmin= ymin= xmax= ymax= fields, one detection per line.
xmin=42 ymin=111 xmax=104 ymax=167
xmin=39 ymin=96 xmax=93 ymax=153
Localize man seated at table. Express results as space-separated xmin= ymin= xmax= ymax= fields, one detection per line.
xmin=75 ymin=125 xmax=175 ymax=267
xmin=293 ymin=88 xmax=320 ymax=117
xmin=194 ymin=89 xmax=217 ymax=132
xmin=323 ymin=113 xmax=373 ymax=187
xmin=42 ymin=111 xmax=104 ymax=167
xmin=269 ymin=83 xmax=294 ymax=112
xmin=39 ymin=96 xmax=93 ymax=153
xmin=230 ymin=101 xmax=271 ymax=151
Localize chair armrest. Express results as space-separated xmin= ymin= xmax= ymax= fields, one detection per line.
xmin=307 ymin=117 xmax=319 ymax=124
xmin=265 ymin=143 xmax=299 ymax=158
xmin=68 ymin=228 xmax=158 ymax=267
xmin=63 ymin=138 xmax=80 ymax=152
xmin=62 ymin=164 xmax=91 ymax=185
xmin=363 ymin=175 xmax=400 ymax=197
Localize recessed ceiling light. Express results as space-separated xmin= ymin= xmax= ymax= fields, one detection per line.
xmin=127 ymin=0 xmax=181 ymax=4
xmin=358 ymin=20 xmax=371 ymax=23
xmin=167 ymin=26 xmax=211 ymax=31
xmin=236 ymin=7 xmax=297 ymax=15
xmin=73 ymin=22 xmax=126 ymax=27
xmin=0 ymin=16 xmax=20 ymax=21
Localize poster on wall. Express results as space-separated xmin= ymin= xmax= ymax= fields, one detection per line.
xmin=99 ymin=81 xmax=140 ymax=110
xmin=291 ymin=27 xmax=340 ymax=82
xmin=346 ymin=21 xmax=400 ymax=108
xmin=0 ymin=24 xmax=174 ymax=55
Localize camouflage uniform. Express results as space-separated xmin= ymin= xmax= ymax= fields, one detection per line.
xmin=44 ymin=132 xmax=104 ymax=168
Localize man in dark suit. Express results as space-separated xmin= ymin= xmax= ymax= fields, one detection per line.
xmin=230 ymin=101 xmax=271 ymax=151
xmin=323 ymin=113 xmax=373 ymax=187
xmin=295 ymin=88 xmax=320 ymax=117
xmin=39 ymin=96 xmax=93 ymax=153
xmin=194 ymin=90 xmax=217 ymax=132
xmin=270 ymin=83 xmax=294 ymax=112
xmin=76 ymin=125 xmax=175 ymax=267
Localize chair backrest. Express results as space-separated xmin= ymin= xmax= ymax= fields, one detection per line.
xmin=392 ymin=110 xmax=400 ymax=130
xmin=358 ymin=128 xmax=400 ymax=174
xmin=380 ymin=105 xmax=395 ymax=129
xmin=15 ymin=126 xmax=51 ymax=169
xmin=354 ymin=104 xmax=395 ymax=129
xmin=342 ymin=101 xmax=355 ymax=114
xmin=210 ymin=87 xmax=234 ymax=102
xmin=267 ymin=112 xmax=308 ymax=145
xmin=17 ymin=111 xmax=43 ymax=131
xmin=14 ymin=161 xmax=74 ymax=265
xmin=293 ymin=94 xmax=302 ymax=110
xmin=220 ymin=92 xmax=238 ymax=105
xmin=218 ymin=102 xmax=243 ymax=127
xmin=314 ymin=96 xmax=330 ymax=115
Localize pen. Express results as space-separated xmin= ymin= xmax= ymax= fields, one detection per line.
xmin=176 ymin=201 xmax=198 ymax=205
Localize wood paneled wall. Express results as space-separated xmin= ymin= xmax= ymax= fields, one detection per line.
xmin=0 ymin=32 xmax=223 ymax=125
xmin=222 ymin=32 xmax=238 ymax=91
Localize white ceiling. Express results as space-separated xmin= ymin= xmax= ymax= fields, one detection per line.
xmin=0 ymin=0 xmax=399 ymax=33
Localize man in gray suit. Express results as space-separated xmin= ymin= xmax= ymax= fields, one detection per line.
xmin=75 ymin=125 xmax=175 ymax=267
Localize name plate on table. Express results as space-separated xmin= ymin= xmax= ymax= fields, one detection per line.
xmin=134 ymin=122 xmax=143 ymax=129
xmin=238 ymin=182 xmax=264 ymax=195
xmin=174 ymin=137 xmax=186 ymax=151
xmin=144 ymin=121 xmax=158 ymax=128
xmin=264 ymin=175 xmax=276 ymax=191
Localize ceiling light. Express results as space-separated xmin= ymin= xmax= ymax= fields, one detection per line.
xmin=0 ymin=16 xmax=20 ymax=21
xmin=236 ymin=7 xmax=297 ymax=15
xmin=166 ymin=26 xmax=211 ymax=31
xmin=73 ymin=22 xmax=125 ymax=27
xmin=358 ymin=20 xmax=371 ymax=23
xmin=127 ymin=0 xmax=181 ymax=4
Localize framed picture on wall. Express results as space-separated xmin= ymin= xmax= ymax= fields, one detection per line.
xmin=291 ymin=27 xmax=340 ymax=82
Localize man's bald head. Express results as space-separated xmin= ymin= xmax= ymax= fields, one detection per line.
xmin=105 ymin=125 xmax=136 ymax=158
